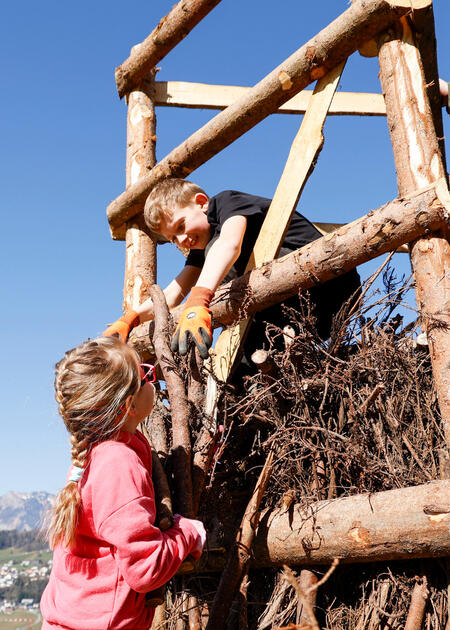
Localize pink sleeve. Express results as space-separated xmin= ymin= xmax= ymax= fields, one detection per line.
xmin=99 ymin=497 xmax=200 ymax=592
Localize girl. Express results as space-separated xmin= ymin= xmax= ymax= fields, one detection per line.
xmin=41 ymin=336 xmax=205 ymax=630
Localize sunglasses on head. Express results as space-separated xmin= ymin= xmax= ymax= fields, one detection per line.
xmin=140 ymin=363 xmax=156 ymax=387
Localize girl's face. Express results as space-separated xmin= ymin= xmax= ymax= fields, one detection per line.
xmin=121 ymin=365 xmax=155 ymax=433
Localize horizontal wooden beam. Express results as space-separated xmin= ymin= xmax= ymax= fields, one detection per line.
xmin=154 ymin=81 xmax=387 ymax=116
xmin=183 ymin=480 xmax=450 ymax=572
xmin=254 ymin=479 xmax=450 ymax=567
xmin=115 ymin=0 xmax=223 ymax=98
xmin=129 ymin=180 xmax=448 ymax=360
xmin=107 ymin=0 xmax=423 ymax=235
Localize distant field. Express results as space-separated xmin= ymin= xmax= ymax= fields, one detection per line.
xmin=0 ymin=608 xmax=41 ymax=629
xmin=0 ymin=549 xmax=51 ymax=568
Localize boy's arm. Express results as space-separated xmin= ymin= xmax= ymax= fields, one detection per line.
xmin=196 ymin=215 xmax=247 ymax=291
xmin=172 ymin=215 xmax=247 ymax=358
xmin=137 ymin=265 xmax=202 ymax=320
xmin=103 ymin=265 xmax=201 ymax=341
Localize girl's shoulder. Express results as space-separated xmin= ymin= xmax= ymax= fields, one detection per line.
xmin=84 ymin=433 xmax=153 ymax=509
xmin=90 ymin=431 xmax=151 ymax=470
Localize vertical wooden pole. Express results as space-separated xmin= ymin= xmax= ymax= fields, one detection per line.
xmin=413 ymin=4 xmax=447 ymax=166
xmin=377 ymin=17 xmax=450 ymax=448
xmin=124 ymin=53 xmax=157 ymax=312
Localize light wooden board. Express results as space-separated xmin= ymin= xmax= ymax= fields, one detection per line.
xmin=154 ymin=81 xmax=386 ymax=116
xmin=211 ymin=62 xmax=346 ymax=383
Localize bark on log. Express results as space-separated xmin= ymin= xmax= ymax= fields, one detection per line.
xmin=192 ymin=422 xmax=218 ymax=516
xmin=140 ymin=422 xmax=173 ymax=529
xmin=124 ymin=70 xmax=157 ymax=310
xmin=150 ymin=602 xmax=166 ymax=629
xmin=151 ymin=446 xmax=174 ymax=530
xmin=107 ymin=0 xmax=429 ymax=233
xmin=129 ymin=182 xmax=449 ymax=356
xmin=296 ymin=570 xmax=319 ymax=627
xmin=187 ymin=349 xmax=205 ymax=410
xmin=404 ymin=579 xmax=429 ymax=630
xmin=191 ymin=480 xmax=450 ymax=572
xmin=146 ymin=396 xmax=170 ymax=468
xmin=115 ymin=0 xmax=223 ymax=98
xmin=377 ymin=18 xmax=450 ymax=445
xmin=149 ymin=285 xmax=194 ymax=518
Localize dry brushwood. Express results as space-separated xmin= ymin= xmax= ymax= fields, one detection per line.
xmin=220 ymin=268 xmax=444 ymax=516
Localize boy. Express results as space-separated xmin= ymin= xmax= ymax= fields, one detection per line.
xmin=104 ymin=179 xmax=361 ymax=370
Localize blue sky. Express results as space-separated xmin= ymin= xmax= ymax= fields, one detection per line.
xmin=1 ymin=0 xmax=448 ymax=496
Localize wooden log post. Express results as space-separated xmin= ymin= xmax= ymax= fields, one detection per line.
xmin=377 ymin=17 xmax=450 ymax=447
xmin=129 ymin=181 xmax=449 ymax=356
xmin=124 ymin=64 xmax=157 ymax=311
xmin=413 ymin=4 xmax=447 ymax=165
xmin=296 ymin=570 xmax=319 ymax=627
xmin=115 ymin=0 xmax=223 ymax=99
xmin=150 ymin=285 xmax=194 ymax=518
xmin=404 ymin=578 xmax=429 ymax=630
xmin=107 ymin=0 xmax=431 ymax=235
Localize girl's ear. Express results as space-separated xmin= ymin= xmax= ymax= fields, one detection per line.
xmin=124 ymin=395 xmax=135 ymax=415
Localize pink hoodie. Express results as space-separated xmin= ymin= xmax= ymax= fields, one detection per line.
xmin=41 ymin=430 xmax=200 ymax=629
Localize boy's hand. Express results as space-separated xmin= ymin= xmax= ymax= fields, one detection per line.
xmin=171 ymin=287 xmax=214 ymax=359
xmin=103 ymin=310 xmax=140 ymax=343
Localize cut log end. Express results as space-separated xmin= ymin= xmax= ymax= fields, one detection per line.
xmin=251 ymin=349 xmax=275 ymax=375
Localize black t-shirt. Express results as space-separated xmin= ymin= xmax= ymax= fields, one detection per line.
xmin=185 ymin=190 xmax=322 ymax=276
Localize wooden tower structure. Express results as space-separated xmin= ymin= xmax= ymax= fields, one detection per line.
xmin=105 ymin=1 xmax=449 ymax=627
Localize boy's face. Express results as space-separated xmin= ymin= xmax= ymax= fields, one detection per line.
xmin=160 ymin=192 xmax=211 ymax=250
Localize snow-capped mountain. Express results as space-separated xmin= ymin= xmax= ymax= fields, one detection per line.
xmin=0 ymin=491 xmax=55 ymax=531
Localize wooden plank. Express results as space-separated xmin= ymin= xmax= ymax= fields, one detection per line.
xmin=154 ymin=81 xmax=386 ymax=116
xmin=212 ymin=62 xmax=345 ymax=383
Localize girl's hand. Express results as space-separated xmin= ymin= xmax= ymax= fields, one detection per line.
xmin=174 ymin=514 xmax=206 ymax=558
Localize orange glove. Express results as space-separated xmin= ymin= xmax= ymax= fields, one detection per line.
xmin=171 ymin=287 xmax=214 ymax=359
xmin=102 ymin=310 xmax=140 ymax=343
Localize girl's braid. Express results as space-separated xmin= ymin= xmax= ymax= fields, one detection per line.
xmin=69 ymin=434 xmax=89 ymax=468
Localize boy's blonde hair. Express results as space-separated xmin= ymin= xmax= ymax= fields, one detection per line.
xmin=48 ymin=337 xmax=141 ymax=549
xmin=144 ymin=178 xmax=207 ymax=234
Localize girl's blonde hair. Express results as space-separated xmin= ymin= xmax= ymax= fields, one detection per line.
xmin=144 ymin=178 xmax=207 ymax=234
xmin=48 ymin=336 xmax=141 ymax=549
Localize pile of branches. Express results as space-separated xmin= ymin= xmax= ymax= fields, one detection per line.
xmin=146 ymin=265 xmax=448 ymax=629
xmin=222 ymin=272 xmax=443 ymax=511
